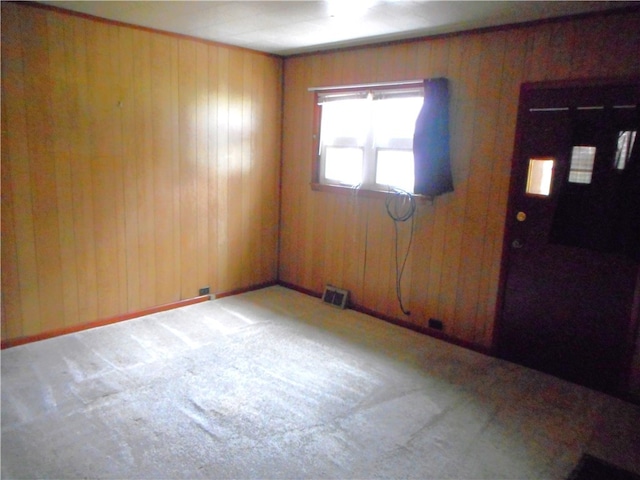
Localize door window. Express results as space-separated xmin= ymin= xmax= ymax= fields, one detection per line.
xmin=615 ymin=130 xmax=637 ymax=170
xmin=568 ymin=146 xmax=596 ymax=184
xmin=525 ymin=158 xmax=554 ymax=196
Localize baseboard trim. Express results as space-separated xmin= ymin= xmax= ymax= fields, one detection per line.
xmin=2 ymin=279 xmax=489 ymax=357
xmin=278 ymin=280 xmax=491 ymax=356
xmin=214 ymin=281 xmax=279 ymax=299
xmin=278 ymin=281 xmax=322 ymax=299
xmin=0 ymin=295 xmax=211 ymax=350
xmin=1 ymin=280 xmax=280 ymax=350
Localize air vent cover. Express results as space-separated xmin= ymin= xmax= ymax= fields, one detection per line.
xmin=322 ymin=285 xmax=349 ymax=309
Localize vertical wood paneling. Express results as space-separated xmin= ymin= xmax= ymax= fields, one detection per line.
xmin=23 ymin=8 xmax=65 ymax=334
xmin=240 ymin=52 xmax=253 ymax=287
xmin=454 ymin=33 xmax=506 ymax=341
xmin=216 ymin=48 xmax=230 ymax=291
xmin=280 ymin=57 xmax=305 ymax=284
xmin=118 ymin=25 xmax=141 ymax=313
xmin=169 ymin=36 xmax=181 ymax=303
xmin=111 ymin=26 xmax=129 ymax=318
xmin=1 ymin=2 xmax=282 ymax=342
xmin=257 ymin=55 xmax=281 ymax=284
xmin=2 ymin=3 xmax=33 ymax=338
xmin=195 ymin=42 xmax=210 ymax=293
xmin=226 ymin=49 xmax=244 ymax=289
xmin=300 ymin=60 xmax=316 ymax=290
xmin=177 ymin=39 xmax=198 ymax=299
xmin=47 ymin=14 xmax=72 ymax=325
xmin=69 ymin=14 xmax=99 ymax=325
xmin=280 ymin=10 xmax=640 ymax=349
xmin=133 ymin=29 xmax=156 ymax=309
xmin=440 ymin=34 xmax=481 ymax=339
xmin=153 ymin=34 xmax=182 ymax=304
xmin=87 ymin=21 xmax=121 ymax=319
xmin=1 ymin=91 xmax=22 ymax=339
xmin=207 ymin=46 xmax=220 ymax=293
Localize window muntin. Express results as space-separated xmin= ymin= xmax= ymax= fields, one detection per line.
xmin=317 ymin=86 xmax=423 ymax=192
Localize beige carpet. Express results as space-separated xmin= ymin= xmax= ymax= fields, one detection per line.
xmin=2 ymin=286 xmax=639 ymax=479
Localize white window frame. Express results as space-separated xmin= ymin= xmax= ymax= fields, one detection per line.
xmin=314 ymin=83 xmax=424 ymax=193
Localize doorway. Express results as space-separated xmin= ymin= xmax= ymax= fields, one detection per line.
xmin=496 ymin=80 xmax=640 ymax=395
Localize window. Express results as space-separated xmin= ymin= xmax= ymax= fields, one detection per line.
xmin=525 ymin=158 xmax=554 ymax=196
xmin=568 ymin=146 xmax=596 ymax=184
xmin=614 ymin=130 xmax=637 ymax=170
xmin=316 ymin=84 xmax=424 ymax=193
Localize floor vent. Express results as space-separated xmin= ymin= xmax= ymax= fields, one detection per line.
xmin=322 ymin=285 xmax=349 ymax=309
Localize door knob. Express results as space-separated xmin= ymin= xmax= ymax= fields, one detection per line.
xmin=512 ymin=239 xmax=524 ymax=249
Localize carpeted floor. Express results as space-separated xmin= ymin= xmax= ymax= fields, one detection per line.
xmin=2 ymin=286 xmax=639 ymax=479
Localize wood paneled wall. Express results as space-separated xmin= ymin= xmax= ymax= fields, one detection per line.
xmin=280 ymin=11 xmax=640 ymax=349
xmin=1 ymin=2 xmax=282 ymax=342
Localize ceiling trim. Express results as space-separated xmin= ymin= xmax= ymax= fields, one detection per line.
xmin=13 ymin=1 xmax=640 ymax=60
xmin=286 ymin=4 xmax=640 ymax=58
xmin=15 ymin=0 xmax=283 ymax=59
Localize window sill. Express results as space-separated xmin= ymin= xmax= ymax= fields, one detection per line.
xmin=310 ymin=182 xmax=430 ymax=202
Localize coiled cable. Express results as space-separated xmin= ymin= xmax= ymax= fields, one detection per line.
xmin=385 ymin=188 xmax=416 ymax=315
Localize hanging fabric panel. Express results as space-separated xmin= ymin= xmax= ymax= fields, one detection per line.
xmin=413 ymin=78 xmax=454 ymax=197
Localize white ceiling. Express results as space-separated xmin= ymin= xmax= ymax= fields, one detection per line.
xmin=40 ymin=1 xmax=636 ymax=56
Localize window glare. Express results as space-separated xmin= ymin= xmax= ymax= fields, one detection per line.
xmin=321 ymin=99 xmax=369 ymax=144
xmin=376 ymin=150 xmax=414 ymax=192
xmin=373 ymin=98 xmax=423 ymax=144
xmin=324 ymin=147 xmax=363 ymax=185
xmin=318 ymin=89 xmax=423 ymax=190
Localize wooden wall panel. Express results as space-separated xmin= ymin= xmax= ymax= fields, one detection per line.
xmin=23 ymin=8 xmax=66 ymax=335
xmin=68 ymin=14 xmax=100 ymax=325
xmin=2 ymin=3 xmax=34 ymax=339
xmin=280 ymin=10 xmax=640 ymax=350
xmin=1 ymin=2 xmax=282 ymax=343
xmin=156 ymin=34 xmax=182 ymax=305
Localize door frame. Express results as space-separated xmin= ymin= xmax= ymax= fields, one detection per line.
xmin=493 ymin=76 xmax=640 ymax=397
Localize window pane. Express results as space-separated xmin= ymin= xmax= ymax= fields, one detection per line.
xmin=320 ymin=99 xmax=369 ymax=146
xmin=568 ymin=146 xmax=596 ymax=184
xmin=615 ymin=130 xmax=637 ymax=170
xmin=373 ymin=97 xmax=423 ymax=147
xmin=526 ymin=158 xmax=554 ymax=196
xmin=376 ymin=150 xmax=414 ymax=192
xmin=324 ymin=147 xmax=363 ymax=185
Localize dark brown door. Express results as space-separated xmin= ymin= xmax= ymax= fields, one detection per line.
xmin=497 ymin=81 xmax=640 ymax=395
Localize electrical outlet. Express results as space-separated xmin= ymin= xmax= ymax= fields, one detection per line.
xmin=428 ymin=318 xmax=443 ymax=330
xmin=199 ymin=287 xmax=210 ymax=296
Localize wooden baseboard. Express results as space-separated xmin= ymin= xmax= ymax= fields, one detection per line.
xmin=2 ymin=279 xmax=490 ymax=358
xmin=1 ymin=280 xmax=280 ymax=350
xmin=0 ymin=295 xmax=211 ymax=350
xmin=1 ymin=280 xmax=284 ymax=349
xmin=214 ymin=280 xmax=278 ymax=299
xmin=278 ymin=280 xmax=491 ymax=356
xmin=277 ymin=280 xmax=322 ymax=299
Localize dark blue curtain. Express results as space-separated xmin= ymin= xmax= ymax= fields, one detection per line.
xmin=413 ymin=78 xmax=453 ymax=197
